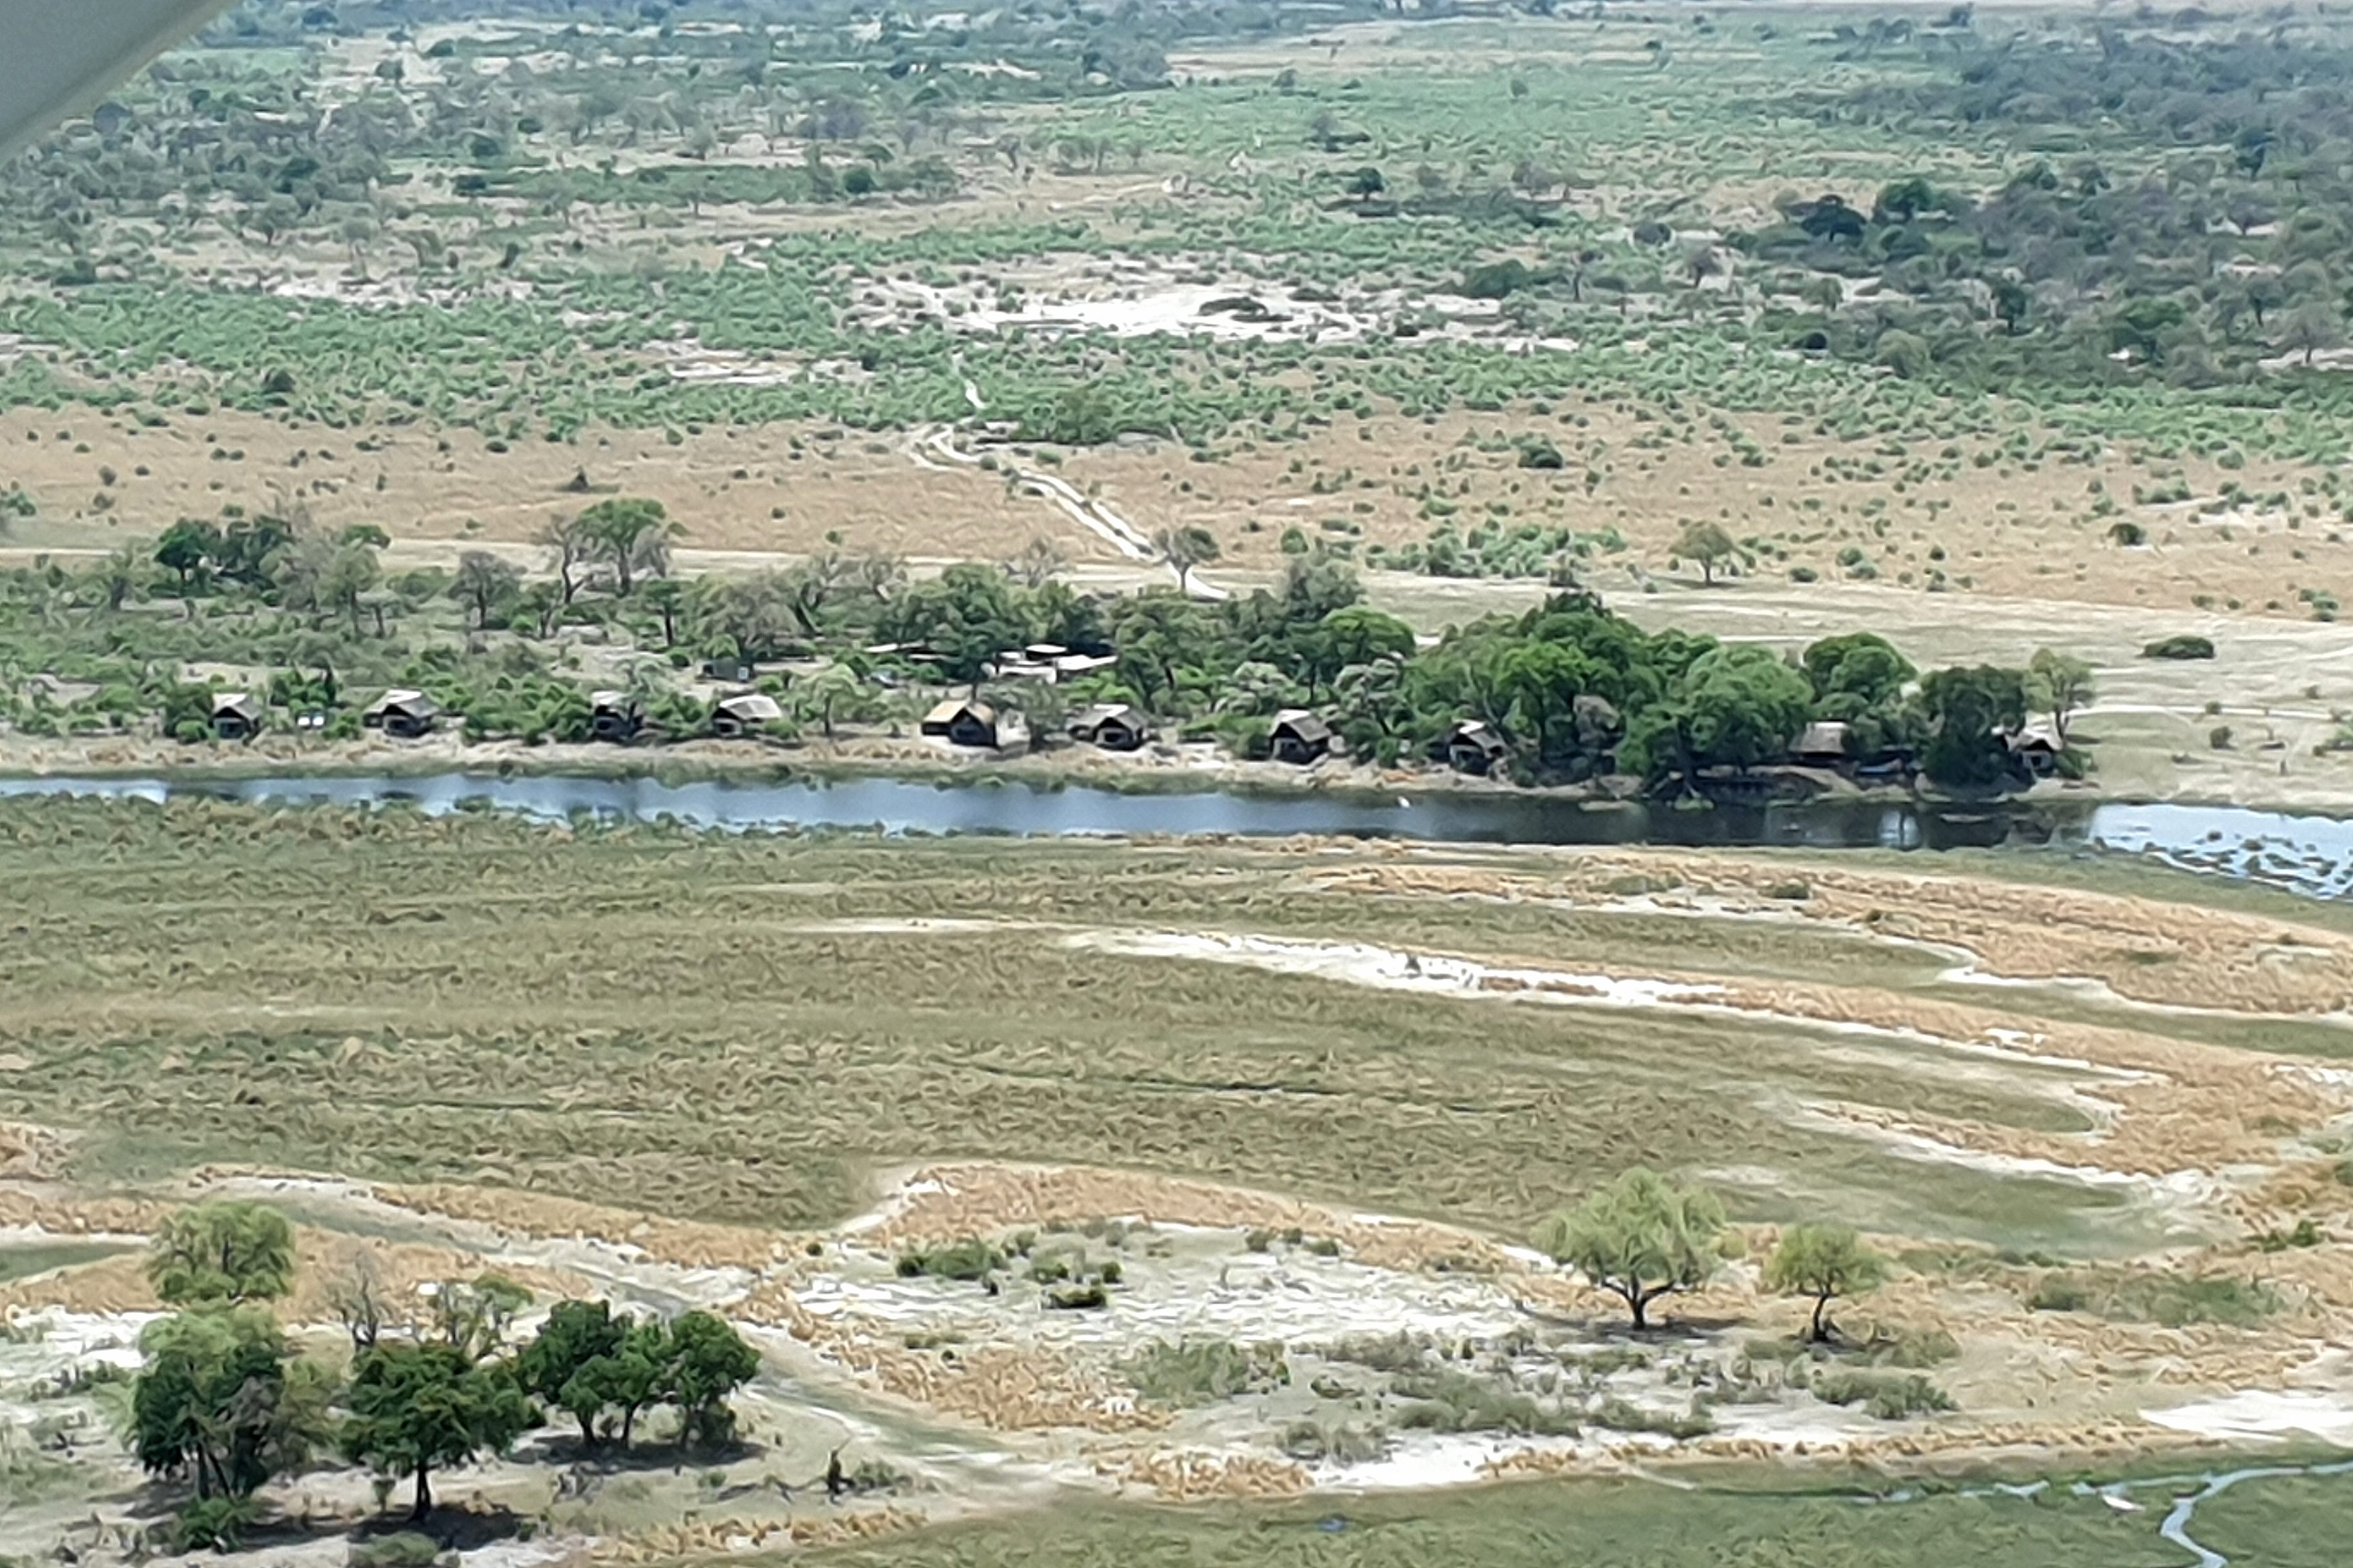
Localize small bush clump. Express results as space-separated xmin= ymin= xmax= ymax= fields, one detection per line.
xmin=895 ymin=1237 xmax=1003 ymax=1281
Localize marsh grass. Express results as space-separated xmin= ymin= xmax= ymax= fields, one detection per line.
xmin=797 ymin=1467 xmax=2243 ymax=1567
xmin=0 ymin=799 xmax=2215 ymax=1250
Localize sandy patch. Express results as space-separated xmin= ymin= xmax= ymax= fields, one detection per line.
xmin=2146 ymin=1389 xmax=2353 ymax=1445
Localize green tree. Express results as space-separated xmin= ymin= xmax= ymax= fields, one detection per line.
xmin=1109 ymin=591 xmax=1219 ymax=713
xmin=1802 ymin=633 xmax=1915 ymax=711
xmin=161 ymin=682 xmax=221 ymax=744
xmin=790 ymin=664 xmax=876 ymax=742
xmin=1155 ymin=525 xmax=1222 ymax=596
xmin=1045 ymin=381 xmax=1118 ymax=445
xmin=1763 ymin=1223 xmax=1887 ymax=1343
xmin=89 ymin=545 xmax=143 ymax=611
xmin=342 ymin=1341 xmax=533 ymax=1521
xmin=578 ymin=497 xmax=679 ymax=596
xmin=663 ymin=1310 xmax=759 ymax=1450
xmin=325 ymin=544 xmax=384 ymax=636
xmin=147 ymin=1202 xmax=296 ymax=1307
xmin=517 ymin=1299 xmax=626 ymax=1449
xmin=449 ymin=551 xmax=523 ymax=631
xmin=1670 ymin=520 xmax=1740 ymax=585
xmin=597 ymin=1319 xmax=673 ymax=1450
xmin=1920 ymin=664 xmax=2028 ymax=787
xmin=155 ymin=519 xmax=222 ymax=594
xmin=133 ymin=1307 xmax=332 ymax=1507
xmin=1533 ymin=1168 xmax=1725 ymax=1330
xmin=1307 ymin=605 xmax=1416 ymax=695
xmin=2025 ymin=647 xmax=2095 ymax=746
xmin=1678 ymin=646 xmax=1813 ymax=771
xmin=878 ymin=562 xmax=1031 ymax=686
xmin=639 ymin=576 xmax=687 ymax=648
xmin=430 ymin=1274 xmax=532 ymax=1360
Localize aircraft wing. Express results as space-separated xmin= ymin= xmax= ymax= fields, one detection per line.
xmin=0 ymin=0 xmax=237 ymax=159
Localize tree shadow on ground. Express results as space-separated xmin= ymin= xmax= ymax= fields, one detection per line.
xmin=345 ymin=1503 xmax=533 ymax=1552
xmin=522 ymin=1429 xmax=768 ymax=1475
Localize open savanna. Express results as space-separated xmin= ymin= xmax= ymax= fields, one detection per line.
xmin=3 ymin=795 xmax=2348 ymax=1257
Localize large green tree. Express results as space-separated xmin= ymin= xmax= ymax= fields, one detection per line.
xmin=1763 ymin=1224 xmax=1887 ymax=1343
xmin=518 ymin=1298 xmax=628 ymax=1449
xmin=1155 ymin=525 xmax=1222 ymax=596
xmin=1802 ymin=633 xmax=1915 ymax=712
xmin=342 ymin=1341 xmax=533 ymax=1521
xmin=663 ymin=1311 xmax=760 ymax=1451
xmin=147 ymin=1202 xmax=296 ymax=1307
xmin=1920 ymin=664 xmax=2028 ymax=787
xmin=154 ymin=518 xmax=223 ymax=594
xmin=449 ymin=551 xmax=523 ymax=631
xmin=1678 ymin=646 xmax=1814 ymax=771
xmin=1534 ymin=1168 xmax=1725 ymax=1330
xmin=1671 ymin=520 xmax=1741 ymax=584
xmin=2026 ymin=647 xmax=2095 ymax=745
xmin=132 ymin=1307 xmax=331 ymax=1503
xmin=879 ymin=562 xmax=1033 ymax=686
xmin=578 ymin=497 xmax=679 ymax=596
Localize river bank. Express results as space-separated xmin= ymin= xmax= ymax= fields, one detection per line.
xmin=1 ymin=724 xmax=2344 ymax=817
xmin=3 ymin=758 xmax=2350 ymax=899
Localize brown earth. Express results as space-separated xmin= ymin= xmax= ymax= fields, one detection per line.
xmin=375 ymin=1182 xmax=802 ymax=1272
xmin=6 ymin=392 xmax=2346 ymax=623
xmin=0 ymin=1223 xmax=592 ymax=1318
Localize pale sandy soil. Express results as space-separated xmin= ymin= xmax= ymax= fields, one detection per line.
xmin=10 ymin=394 xmax=2345 ymax=626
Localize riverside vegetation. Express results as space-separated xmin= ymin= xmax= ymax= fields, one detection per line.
xmin=1 ymin=500 xmax=2116 ymax=789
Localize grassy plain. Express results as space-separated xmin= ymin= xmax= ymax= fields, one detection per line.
xmin=0 ymin=798 xmax=2121 ymax=1247
xmin=6 ymin=797 xmax=2353 ymax=1562
xmin=3 ymin=795 xmax=2348 ymax=1250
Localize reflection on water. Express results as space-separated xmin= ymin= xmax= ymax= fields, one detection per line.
xmin=1 ymin=771 xmax=2348 ymax=899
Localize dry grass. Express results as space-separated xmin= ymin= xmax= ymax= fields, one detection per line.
xmin=13 ymin=394 xmax=2341 ymax=624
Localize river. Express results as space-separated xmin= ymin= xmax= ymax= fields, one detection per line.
xmin=2 ymin=769 xmax=2350 ymax=899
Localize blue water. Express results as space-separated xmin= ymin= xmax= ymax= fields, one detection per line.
xmin=1 ymin=771 xmax=2348 ymax=899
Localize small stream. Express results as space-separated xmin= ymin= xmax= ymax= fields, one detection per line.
xmin=2142 ymin=1458 xmax=2353 ymax=1567
xmin=1871 ymin=1458 xmax=2353 ymax=1565
xmin=1 ymin=770 xmax=2350 ymax=899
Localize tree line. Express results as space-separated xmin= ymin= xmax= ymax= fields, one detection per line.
xmin=1 ymin=496 xmax=2102 ymax=793
xmin=130 ymin=1201 xmax=760 ymax=1550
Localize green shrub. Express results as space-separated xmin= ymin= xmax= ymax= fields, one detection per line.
xmin=2028 ymin=1270 xmax=2277 ymax=1327
xmin=2142 ymin=634 xmax=2215 ymax=660
xmin=2255 ymin=1217 xmax=2326 ymax=1252
xmin=2024 ymin=1276 xmax=2089 ymax=1313
xmin=1864 ymin=1325 xmax=1961 ymax=1369
xmin=1120 ymin=1339 xmax=1285 ymax=1405
xmin=1322 ymin=1330 xmax=1432 ymax=1374
xmin=1586 ymin=1397 xmax=1713 ymax=1438
xmin=1278 ymin=1420 xmax=1389 ymax=1463
xmin=1390 ymin=1368 xmax=1580 ymax=1436
xmin=1809 ymin=1370 xmax=1953 ymax=1419
xmin=172 ymin=1498 xmax=262 ymax=1553
xmin=349 ymin=1534 xmax=444 ymax=1568
xmin=894 ymin=1237 xmax=1002 ymax=1281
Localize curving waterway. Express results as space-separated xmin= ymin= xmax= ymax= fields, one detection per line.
xmin=1 ymin=769 xmax=2350 ymax=899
